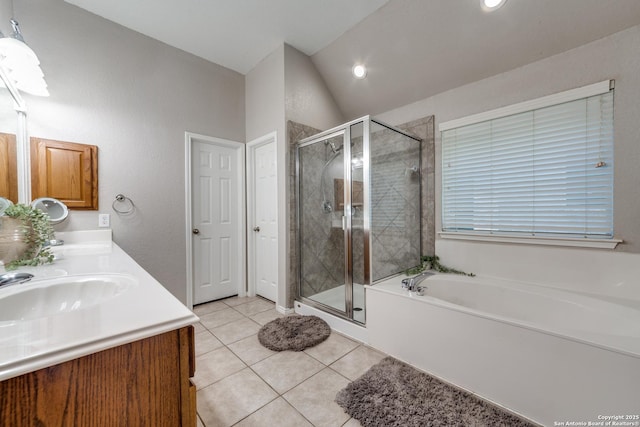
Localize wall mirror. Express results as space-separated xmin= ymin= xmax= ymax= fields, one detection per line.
xmin=0 ymin=66 xmax=27 ymax=205
xmin=0 ymin=80 xmax=99 ymax=210
xmin=0 ymin=129 xmax=17 ymax=203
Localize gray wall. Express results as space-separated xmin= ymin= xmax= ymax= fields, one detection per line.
xmin=245 ymin=43 xmax=343 ymax=142
xmin=284 ymin=44 xmax=344 ymax=132
xmin=245 ymin=43 xmax=344 ymax=309
xmin=245 ymin=46 xmax=285 ymax=143
xmin=0 ymin=0 xmax=245 ymax=303
xmin=245 ymin=45 xmax=287 ymax=309
xmin=378 ymin=24 xmax=640 ymax=255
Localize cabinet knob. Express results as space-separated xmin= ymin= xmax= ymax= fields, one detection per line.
xmin=253 ymin=226 xmax=260 ymax=232
xmin=192 ymin=229 xmax=200 ymax=235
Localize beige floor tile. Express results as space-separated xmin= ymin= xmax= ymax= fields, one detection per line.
xmin=193 ymin=322 xmax=206 ymax=334
xmin=193 ymin=300 xmax=229 ymax=316
xmin=233 ymin=298 xmax=275 ymax=316
xmin=193 ymin=347 xmax=246 ymax=389
xmin=211 ymin=317 xmax=262 ymax=345
xmin=330 ymin=346 xmax=386 ymax=381
xmin=197 ymin=368 xmax=277 ymax=427
xmin=227 ymin=334 xmax=276 ymax=365
xmin=195 ymin=330 xmax=224 ymax=356
xmin=222 ymin=295 xmax=259 ymax=307
xmin=252 ymin=351 xmax=324 ymax=394
xmin=199 ymin=307 xmax=245 ymax=330
xmin=193 ymin=295 xmax=387 ymax=427
xmin=249 ymin=309 xmax=284 ymax=325
xmin=234 ymin=397 xmax=313 ymax=427
xmin=304 ymin=332 xmax=359 ymax=365
xmin=283 ymin=368 xmax=351 ymax=427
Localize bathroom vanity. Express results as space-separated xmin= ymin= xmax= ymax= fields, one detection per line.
xmin=0 ymin=230 xmax=199 ymax=426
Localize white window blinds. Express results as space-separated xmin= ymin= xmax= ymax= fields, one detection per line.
xmin=441 ymin=83 xmax=614 ymax=239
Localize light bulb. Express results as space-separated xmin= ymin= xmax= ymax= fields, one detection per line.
xmin=352 ymin=64 xmax=367 ymax=79
xmin=481 ymin=0 xmax=507 ymax=11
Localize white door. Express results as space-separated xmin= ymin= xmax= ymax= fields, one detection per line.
xmin=249 ymin=136 xmax=278 ymax=302
xmin=192 ymin=139 xmax=241 ymax=304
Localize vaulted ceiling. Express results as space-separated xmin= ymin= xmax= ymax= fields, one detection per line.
xmin=66 ymin=0 xmax=640 ymax=119
xmin=64 ymin=0 xmax=389 ymax=74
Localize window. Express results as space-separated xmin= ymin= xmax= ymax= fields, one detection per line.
xmin=440 ymin=81 xmax=615 ymax=246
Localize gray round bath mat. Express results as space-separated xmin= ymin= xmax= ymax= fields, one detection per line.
xmin=258 ymin=315 xmax=331 ymax=351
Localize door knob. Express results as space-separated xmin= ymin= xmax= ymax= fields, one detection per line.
xmin=253 ymin=226 xmax=260 ymax=232
xmin=192 ymin=228 xmax=200 ymax=235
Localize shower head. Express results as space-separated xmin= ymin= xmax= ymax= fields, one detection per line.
xmin=325 ymin=140 xmax=343 ymax=154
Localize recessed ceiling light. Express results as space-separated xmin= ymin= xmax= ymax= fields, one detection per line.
xmin=352 ymin=64 xmax=367 ymax=79
xmin=481 ymin=0 xmax=507 ymax=11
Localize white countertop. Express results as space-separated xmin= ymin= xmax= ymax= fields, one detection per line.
xmin=0 ymin=229 xmax=199 ymax=381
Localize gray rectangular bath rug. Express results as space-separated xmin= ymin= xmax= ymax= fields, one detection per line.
xmin=336 ymin=356 xmax=536 ymax=427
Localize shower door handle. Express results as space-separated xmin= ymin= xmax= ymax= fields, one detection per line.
xmin=253 ymin=226 xmax=260 ymax=232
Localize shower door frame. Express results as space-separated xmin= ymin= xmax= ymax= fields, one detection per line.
xmin=296 ymin=126 xmax=353 ymax=322
xmin=295 ymin=116 xmax=422 ymax=324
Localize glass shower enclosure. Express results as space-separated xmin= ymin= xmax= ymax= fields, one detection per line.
xmin=296 ymin=116 xmax=422 ymax=324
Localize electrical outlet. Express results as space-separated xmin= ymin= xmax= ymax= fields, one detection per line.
xmin=98 ymin=213 xmax=110 ymax=228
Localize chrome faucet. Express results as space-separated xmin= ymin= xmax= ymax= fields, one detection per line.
xmin=401 ymin=271 xmax=434 ymax=294
xmin=0 ymin=272 xmax=34 ymax=288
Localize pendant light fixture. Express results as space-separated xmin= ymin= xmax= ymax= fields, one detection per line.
xmin=0 ymin=14 xmax=48 ymax=96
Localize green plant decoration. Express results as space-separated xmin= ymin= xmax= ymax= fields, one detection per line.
xmin=2 ymin=203 xmax=55 ymax=270
xmin=406 ymin=255 xmax=475 ymax=277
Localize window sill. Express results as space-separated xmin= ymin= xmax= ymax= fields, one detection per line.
xmin=438 ymin=232 xmax=622 ymax=249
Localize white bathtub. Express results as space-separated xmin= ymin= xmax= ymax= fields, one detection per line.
xmin=366 ymin=274 xmax=640 ymax=426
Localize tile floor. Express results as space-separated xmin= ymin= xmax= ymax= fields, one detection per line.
xmin=192 ymin=295 xmax=386 ymax=427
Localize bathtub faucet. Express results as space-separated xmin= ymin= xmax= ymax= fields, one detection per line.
xmin=402 ymin=271 xmax=434 ymax=293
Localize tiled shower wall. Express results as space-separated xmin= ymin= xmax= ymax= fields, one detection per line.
xmin=369 ymin=124 xmax=422 ymax=281
xmin=397 ymin=116 xmax=436 ymax=259
xmin=287 ymin=116 xmax=435 ymax=308
xmin=288 ymin=121 xmax=322 ymax=308
xmin=297 ymin=137 xmax=346 ymax=299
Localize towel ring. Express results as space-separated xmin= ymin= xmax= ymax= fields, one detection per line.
xmin=112 ymin=194 xmax=135 ymax=215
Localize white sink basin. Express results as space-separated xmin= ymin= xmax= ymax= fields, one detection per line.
xmin=0 ymin=274 xmax=137 ymax=321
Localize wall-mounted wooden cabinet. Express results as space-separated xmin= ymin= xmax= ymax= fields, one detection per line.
xmin=30 ymin=137 xmax=98 ymax=209
xmin=0 ymin=133 xmax=18 ymax=203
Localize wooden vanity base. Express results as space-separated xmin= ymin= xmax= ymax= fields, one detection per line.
xmin=0 ymin=326 xmax=195 ymax=427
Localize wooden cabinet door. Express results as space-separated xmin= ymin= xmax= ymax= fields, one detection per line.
xmin=0 ymin=133 xmax=18 ymax=203
xmin=0 ymin=326 xmax=197 ymax=427
xmin=31 ymin=138 xmax=98 ymax=209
